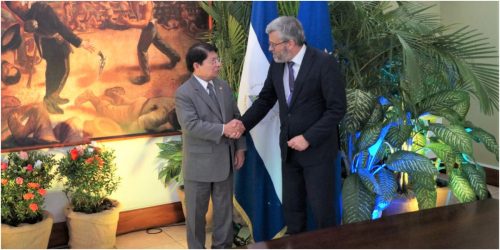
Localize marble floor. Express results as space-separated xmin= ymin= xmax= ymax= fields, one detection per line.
xmin=115 ymin=185 xmax=499 ymax=249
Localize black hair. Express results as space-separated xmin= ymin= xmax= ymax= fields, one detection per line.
xmin=185 ymin=42 xmax=218 ymax=73
xmin=1 ymin=60 xmax=21 ymax=85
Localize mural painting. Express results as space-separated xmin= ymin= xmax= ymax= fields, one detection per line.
xmin=1 ymin=1 xmax=208 ymax=151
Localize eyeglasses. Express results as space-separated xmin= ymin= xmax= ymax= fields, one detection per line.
xmin=206 ymin=57 xmax=222 ymax=65
xmin=269 ymin=40 xmax=288 ymax=49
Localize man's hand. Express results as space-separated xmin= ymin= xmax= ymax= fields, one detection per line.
xmin=80 ymin=40 xmax=96 ymax=53
xmin=233 ymin=149 xmax=245 ymax=170
xmin=287 ymin=135 xmax=310 ymax=151
xmin=223 ymin=119 xmax=245 ymax=139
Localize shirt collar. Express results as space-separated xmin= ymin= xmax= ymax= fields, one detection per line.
xmin=289 ymin=45 xmax=307 ymax=66
xmin=193 ymin=74 xmax=211 ymax=91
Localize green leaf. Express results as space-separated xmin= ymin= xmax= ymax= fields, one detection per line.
xmin=417 ymin=90 xmax=469 ymax=114
xmin=411 ymin=173 xmax=437 ymax=210
xmin=451 ymin=98 xmax=470 ymax=119
xmin=356 ymin=123 xmax=383 ymax=152
xmin=343 ymin=89 xmax=376 ymax=133
xmin=386 ymin=125 xmax=413 ymax=148
xmin=461 ymin=164 xmax=489 ymax=200
xmin=386 ymin=151 xmax=437 ymax=175
xmin=426 ymin=142 xmax=456 ymax=171
xmin=412 ymin=133 xmax=427 ymax=152
xmin=449 ymin=168 xmax=477 ymax=203
xmin=342 ymin=174 xmax=375 ymax=224
xmin=358 ymin=167 xmax=381 ymax=195
xmin=365 ymin=104 xmax=384 ymax=128
xmin=376 ymin=168 xmax=397 ymax=200
xmin=469 ymin=127 xmax=499 ymax=160
xmin=428 ymin=124 xmax=473 ymax=155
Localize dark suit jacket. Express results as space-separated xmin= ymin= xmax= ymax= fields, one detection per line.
xmin=241 ymin=46 xmax=346 ymax=165
xmin=25 ymin=2 xmax=82 ymax=59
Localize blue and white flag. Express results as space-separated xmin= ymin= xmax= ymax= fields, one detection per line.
xmin=235 ymin=1 xmax=286 ymax=242
xmin=298 ymin=1 xmax=342 ymax=226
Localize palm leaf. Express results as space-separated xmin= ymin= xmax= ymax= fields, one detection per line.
xmin=358 ymin=167 xmax=381 ymax=195
xmin=376 ymin=168 xmax=397 ymax=200
xmin=468 ymin=127 xmax=499 ymax=159
xmin=356 ymin=123 xmax=383 ymax=152
xmin=386 ymin=125 xmax=413 ymax=148
xmin=417 ymin=90 xmax=469 ymax=114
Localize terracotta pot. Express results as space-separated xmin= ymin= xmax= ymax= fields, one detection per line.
xmin=65 ymin=200 xmax=121 ymax=249
xmin=177 ymin=188 xmax=214 ymax=232
xmin=1 ymin=211 xmax=53 ymax=249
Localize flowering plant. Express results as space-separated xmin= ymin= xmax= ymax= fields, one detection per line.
xmin=1 ymin=151 xmax=56 ymax=226
xmin=57 ymin=142 xmax=120 ymax=214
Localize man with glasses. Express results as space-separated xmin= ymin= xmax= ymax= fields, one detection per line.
xmin=175 ymin=43 xmax=246 ymax=248
xmin=239 ymin=16 xmax=347 ymax=234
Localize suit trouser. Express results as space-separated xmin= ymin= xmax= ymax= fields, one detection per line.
xmin=137 ymin=22 xmax=180 ymax=77
xmin=44 ymin=53 xmax=70 ymax=98
xmin=184 ymin=172 xmax=233 ymax=249
xmin=282 ymin=155 xmax=336 ymax=234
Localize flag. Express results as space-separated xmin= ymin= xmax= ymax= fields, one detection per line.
xmin=235 ymin=1 xmax=286 ymax=242
xmin=298 ymin=1 xmax=342 ymax=226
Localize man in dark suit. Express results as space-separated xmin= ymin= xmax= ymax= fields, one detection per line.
xmin=6 ymin=1 xmax=95 ymax=114
xmin=175 ymin=43 xmax=246 ymax=248
xmin=239 ymin=16 xmax=347 ymax=234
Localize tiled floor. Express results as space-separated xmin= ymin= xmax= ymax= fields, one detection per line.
xmin=116 ymin=185 xmax=499 ymax=249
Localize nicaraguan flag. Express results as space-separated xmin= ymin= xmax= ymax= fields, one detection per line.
xmin=235 ymin=1 xmax=286 ymax=242
xmin=298 ymin=1 xmax=342 ymax=226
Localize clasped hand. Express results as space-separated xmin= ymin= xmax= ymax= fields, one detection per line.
xmin=223 ymin=119 xmax=245 ymax=139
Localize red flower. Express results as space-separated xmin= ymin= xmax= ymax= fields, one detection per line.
xmin=1 ymin=162 xmax=7 ymax=170
xmin=29 ymin=203 xmax=39 ymax=212
xmin=1 ymin=179 xmax=7 ymax=185
xmin=23 ymin=192 xmax=35 ymax=200
xmin=38 ymin=188 xmax=47 ymax=196
xmin=27 ymin=182 xmax=40 ymax=189
xmin=85 ymin=157 xmax=95 ymax=164
xmin=26 ymin=164 xmax=33 ymax=172
xmin=70 ymin=148 xmax=79 ymax=161
xmin=15 ymin=177 xmax=23 ymax=185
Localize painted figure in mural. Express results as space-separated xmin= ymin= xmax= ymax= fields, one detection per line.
xmin=1 ymin=96 xmax=83 ymax=147
xmin=175 ymin=43 xmax=246 ymax=248
xmin=1 ymin=60 xmax=21 ymax=85
xmin=239 ymin=16 xmax=347 ymax=234
xmin=75 ymin=87 xmax=179 ymax=133
xmin=5 ymin=1 xmax=96 ymax=115
xmin=117 ymin=1 xmax=181 ymax=85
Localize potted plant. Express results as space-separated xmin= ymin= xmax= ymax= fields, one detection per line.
xmin=57 ymin=142 xmax=121 ymax=248
xmin=330 ymin=1 xmax=498 ymax=223
xmin=1 ymin=150 xmax=57 ymax=249
xmin=156 ymin=139 xmax=214 ymax=231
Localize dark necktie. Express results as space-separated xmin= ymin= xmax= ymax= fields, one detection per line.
xmin=287 ymin=61 xmax=295 ymax=106
xmin=207 ymin=82 xmax=221 ymax=114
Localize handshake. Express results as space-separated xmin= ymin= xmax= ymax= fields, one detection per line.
xmin=223 ymin=119 xmax=246 ymax=139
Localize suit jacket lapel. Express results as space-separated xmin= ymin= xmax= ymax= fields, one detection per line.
xmin=189 ymin=76 xmax=223 ymax=121
xmin=213 ymin=79 xmax=226 ymax=122
xmin=274 ymin=64 xmax=288 ymax=112
xmin=290 ymin=47 xmax=314 ymax=108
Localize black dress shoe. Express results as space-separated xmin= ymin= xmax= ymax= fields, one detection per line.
xmin=52 ymin=96 xmax=70 ymax=104
xmin=164 ymin=56 xmax=180 ymax=69
xmin=130 ymin=75 xmax=150 ymax=85
xmin=43 ymin=98 xmax=64 ymax=114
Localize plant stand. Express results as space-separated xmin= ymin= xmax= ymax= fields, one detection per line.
xmin=1 ymin=211 xmax=53 ymax=249
xmin=65 ymin=200 xmax=121 ymax=249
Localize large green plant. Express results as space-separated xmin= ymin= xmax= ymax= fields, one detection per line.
xmin=156 ymin=140 xmax=183 ymax=188
xmin=331 ymin=2 xmax=498 ymax=223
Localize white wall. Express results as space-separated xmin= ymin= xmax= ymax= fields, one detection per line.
xmin=6 ymin=135 xmax=182 ymax=223
xmin=440 ymin=1 xmax=499 ymax=168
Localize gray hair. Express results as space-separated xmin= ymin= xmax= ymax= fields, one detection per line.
xmin=265 ymin=16 xmax=305 ymax=46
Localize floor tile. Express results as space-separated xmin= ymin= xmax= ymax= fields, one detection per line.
xmin=116 ymin=229 xmax=184 ymax=249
